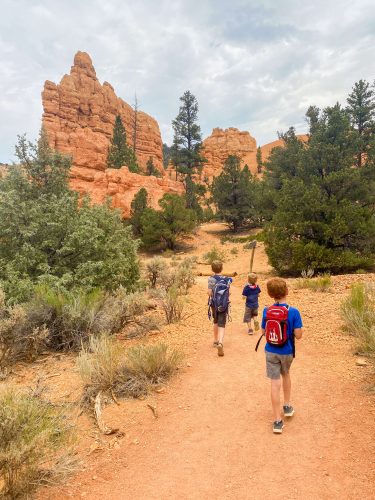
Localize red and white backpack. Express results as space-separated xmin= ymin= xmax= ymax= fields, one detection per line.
xmin=265 ymin=305 xmax=289 ymax=346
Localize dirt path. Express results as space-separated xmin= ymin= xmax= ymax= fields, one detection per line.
xmin=44 ymin=224 xmax=375 ymax=500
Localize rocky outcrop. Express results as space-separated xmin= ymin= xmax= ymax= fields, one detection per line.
xmin=71 ymin=165 xmax=184 ymax=218
xmin=260 ymin=135 xmax=308 ymax=164
xmin=42 ymin=51 xmax=183 ymax=216
xmin=200 ymin=128 xmax=258 ymax=180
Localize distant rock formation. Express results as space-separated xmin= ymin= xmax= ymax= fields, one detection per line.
xmin=42 ymin=52 xmax=183 ymax=216
xmin=200 ymin=127 xmax=257 ymax=180
xmin=260 ymin=135 xmax=308 ymax=164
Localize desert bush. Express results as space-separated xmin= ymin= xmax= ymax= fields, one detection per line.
xmin=78 ymin=335 xmax=181 ymax=403
xmin=158 ymin=287 xmax=185 ymax=324
xmin=126 ymin=343 xmax=182 ymax=385
xmin=301 ymin=268 xmax=315 ymax=279
xmin=0 ymin=289 xmax=47 ymax=373
xmin=203 ymin=246 xmax=227 ymax=265
xmin=146 ymin=257 xmax=169 ymax=288
xmin=230 ymin=247 xmax=239 ymax=255
xmin=0 ymin=387 xmax=75 ymax=498
xmin=124 ymin=316 xmax=160 ymax=340
xmin=295 ymin=274 xmax=332 ymax=292
xmin=27 ymin=286 xmax=149 ymax=351
xmin=341 ymin=283 xmax=375 ymax=356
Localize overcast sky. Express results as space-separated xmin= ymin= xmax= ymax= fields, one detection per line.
xmin=1 ymin=0 xmax=375 ymax=162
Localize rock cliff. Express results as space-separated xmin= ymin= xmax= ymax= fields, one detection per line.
xmin=42 ymin=52 xmax=183 ymax=216
xmin=200 ymin=127 xmax=257 ymax=180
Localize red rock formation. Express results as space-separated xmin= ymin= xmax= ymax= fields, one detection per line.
xmin=42 ymin=51 xmax=164 ymax=173
xmin=72 ymin=165 xmax=184 ymax=218
xmin=200 ymin=128 xmax=258 ymax=180
xmin=42 ymin=51 xmax=184 ymax=216
xmin=260 ymin=134 xmax=308 ymax=164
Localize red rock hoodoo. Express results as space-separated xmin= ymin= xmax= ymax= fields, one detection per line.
xmin=42 ymin=51 xmax=183 ymax=216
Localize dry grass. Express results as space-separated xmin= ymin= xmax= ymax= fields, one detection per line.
xmin=203 ymin=246 xmax=227 ymax=264
xmin=158 ymin=287 xmax=185 ymax=324
xmin=341 ymin=282 xmax=375 ymax=357
xmin=77 ymin=335 xmax=182 ymax=405
xmin=0 ymin=387 xmax=76 ymax=498
xmin=295 ymin=274 xmax=332 ymax=292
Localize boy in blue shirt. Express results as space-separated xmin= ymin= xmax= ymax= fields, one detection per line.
xmin=242 ymin=272 xmax=261 ymax=335
xmin=261 ymin=278 xmax=303 ymax=434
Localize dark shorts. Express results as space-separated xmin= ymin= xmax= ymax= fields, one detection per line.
xmin=211 ymin=306 xmax=227 ymax=327
xmin=243 ymin=306 xmax=258 ymax=323
xmin=266 ymin=352 xmax=293 ymax=379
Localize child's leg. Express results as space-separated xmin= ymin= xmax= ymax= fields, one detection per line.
xmin=218 ymin=326 xmax=225 ymax=344
xmin=282 ymin=372 xmax=291 ymax=405
xmin=271 ymin=378 xmax=282 ymax=421
xmin=213 ymin=323 xmax=219 ymax=343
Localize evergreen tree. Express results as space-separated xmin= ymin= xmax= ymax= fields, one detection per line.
xmin=347 ymin=79 xmax=375 ymax=167
xmin=140 ymin=194 xmax=196 ymax=250
xmin=305 ymin=105 xmax=320 ymax=134
xmin=0 ymin=132 xmax=139 ymax=302
xmin=107 ymin=115 xmax=139 ymax=173
xmin=146 ymin=157 xmax=161 ymax=177
xmin=130 ymin=188 xmax=149 ymax=236
xmin=256 ymin=147 xmax=263 ymax=174
xmin=171 ymin=91 xmax=206 ymax=175
xmin=211 ymin=155 xmax=256 ymax=232
xmin=263 ymin=103 xmax=375 ymax=274
xmin=162 ymin=143 xmax=172 ymax=168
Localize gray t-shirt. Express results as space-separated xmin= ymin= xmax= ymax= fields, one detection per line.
xmin=208 ymin=275 xmax=232 ymax=290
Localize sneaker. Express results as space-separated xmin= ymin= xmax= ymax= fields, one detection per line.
xmin=273 ymin=420 xmax=284 ymax=434
xmin=217 ymin=343 xmax=224 ymax=356
xmin=213 ymin=341 xmax=219 ymax=348
xmin=283 ymin=405 xmax=295 ymax=417
xmin=254 ymin=320 xmax=260 ymax=331
xmin=248 ymin=328 xmax=254 ymax=335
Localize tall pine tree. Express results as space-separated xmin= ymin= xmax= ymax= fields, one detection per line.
xmin=107 ymin=115 xmax=139 ymax=172
xmin=347 ymin=79 xmax=375 ymax=168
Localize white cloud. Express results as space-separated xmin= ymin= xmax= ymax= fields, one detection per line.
xmin=0 ymin=0 xmax=375 ymax=161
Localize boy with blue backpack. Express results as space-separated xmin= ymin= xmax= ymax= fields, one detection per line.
xmin=256 ymin=278 xmax=303 ymax=434
xmin=208 ymin=260 xmax=232 ymax=357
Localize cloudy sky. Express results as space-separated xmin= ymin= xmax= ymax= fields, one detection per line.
xmin=1 ymin=0 xmax=375 ymax=162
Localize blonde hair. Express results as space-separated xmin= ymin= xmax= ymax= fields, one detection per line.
xmin=248 ymin=273 xmax=258 ymax=285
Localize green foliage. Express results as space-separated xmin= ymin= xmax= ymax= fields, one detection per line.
xmin=126 ymin=343 xmax=182 ymax=384
xmin=146 ymin=156 xmax=162 ymax=177
xmin=0 ymin=133 xmax=140 ymax=302
xmin=130 ymin=188 xmax=149 ymax=236
xmin=211 ymin=156 xmax=258 ymax=232
xmin=171 ymin=90 xmax=206 ymax=175
xmin=263 ymin=102 xmax=375 ymax=275
xmin=341 ymin=283 xmax=375 ymax=356
xmin=163 ymin=143 xmax=172 ymax=168
xmin=203 ymin=246 xmax=227 ymax=264
xmin=146 ymin=257 xmax=169 ymax=288
xmin=140 ymin=194 xmax=196 ymax=250
xmin=256 ymin=146 xmax=263 ymax=173
xmin=0 ymin=387 xmax=75 ymax=498
xmin=158 ymin=286 xmax=185 ymax=324
xmin=107 ymin=115 xmax=139 ymax=172
xmin=295 ymin=274 xmax=332 ymax=292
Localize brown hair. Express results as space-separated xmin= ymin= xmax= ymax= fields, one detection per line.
xmin=248 ymin=273 xmax=258 ymax=285
xmin=266 ymin=278 xmax=288 ymax=300
xmin=211 ymin=260 xmax=223 ymax=274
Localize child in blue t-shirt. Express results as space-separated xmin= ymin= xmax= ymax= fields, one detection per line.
xmin=242 ymin=273 xmax=261 ymax=335
xmin=261 ymin=278 xmax=303 ymax=434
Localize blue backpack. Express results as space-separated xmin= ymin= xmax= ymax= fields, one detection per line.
xmin=208 ymin=276 xmax=231 ymax=319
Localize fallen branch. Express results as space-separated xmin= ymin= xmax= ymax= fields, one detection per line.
xmin=147 ymin=403 xmax=158 ymax=419
xmin=94 ymin=391 xmax=119 ymax=435
xmin=196 ymin=271 xmax=238 ymax=277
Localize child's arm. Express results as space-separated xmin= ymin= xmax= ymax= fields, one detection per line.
xmin=294 ymin=328 xmax=303 ymax=339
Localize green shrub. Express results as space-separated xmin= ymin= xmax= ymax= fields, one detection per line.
xmin=341 ymin=283 xmax=375 ymax=356
xmin=158 ymin=287 xmax=185 ymax=324
xmin=203 ymin=246 xmax=227 ymax=264
xmin=0 ymin=387 xmax=75 ymax=498
xmin=295 ymin=274 xmax=332 ymax=292
xmin=230 ymin=247 xmax=239 ymax=255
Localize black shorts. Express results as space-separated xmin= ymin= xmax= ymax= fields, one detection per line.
xmin=211 ymin=306 xmax=227 ymax=327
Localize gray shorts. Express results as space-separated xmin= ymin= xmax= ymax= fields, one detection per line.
xmin=211 ymin=306 xmax=227 ymax=328
xmin=266 ymin=352 xmax=293 ymax=379
xmin=243 ymin=306 xmax=258 ymax=323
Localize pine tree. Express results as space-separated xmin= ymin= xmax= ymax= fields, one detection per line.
xmin=256 ymin=147 xmax=263 ymax=174
xmin=211 ymin=155 xmax=256 ymax=232
xmin=107 ymin=115 xmax=139 ymax=172
xmin=146 ymin=157 xmax=161 ymax=177
xmin=130 ymin=188 xmax=149 ymax=236
xmin=347 ymin=79 xmax=375 ymax=167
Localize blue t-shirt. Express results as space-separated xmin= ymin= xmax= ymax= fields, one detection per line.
xmin=261 ymin=303 xmax=303 ymax=355
xmin=242 ymin=284 xmax=261 ymax=308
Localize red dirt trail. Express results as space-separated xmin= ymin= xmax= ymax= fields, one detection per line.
xmin=42 ymin=224 xmax=375 ymax=500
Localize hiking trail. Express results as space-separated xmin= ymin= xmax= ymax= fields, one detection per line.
xmin=42 ymin=223 xmax=375 ymax=500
